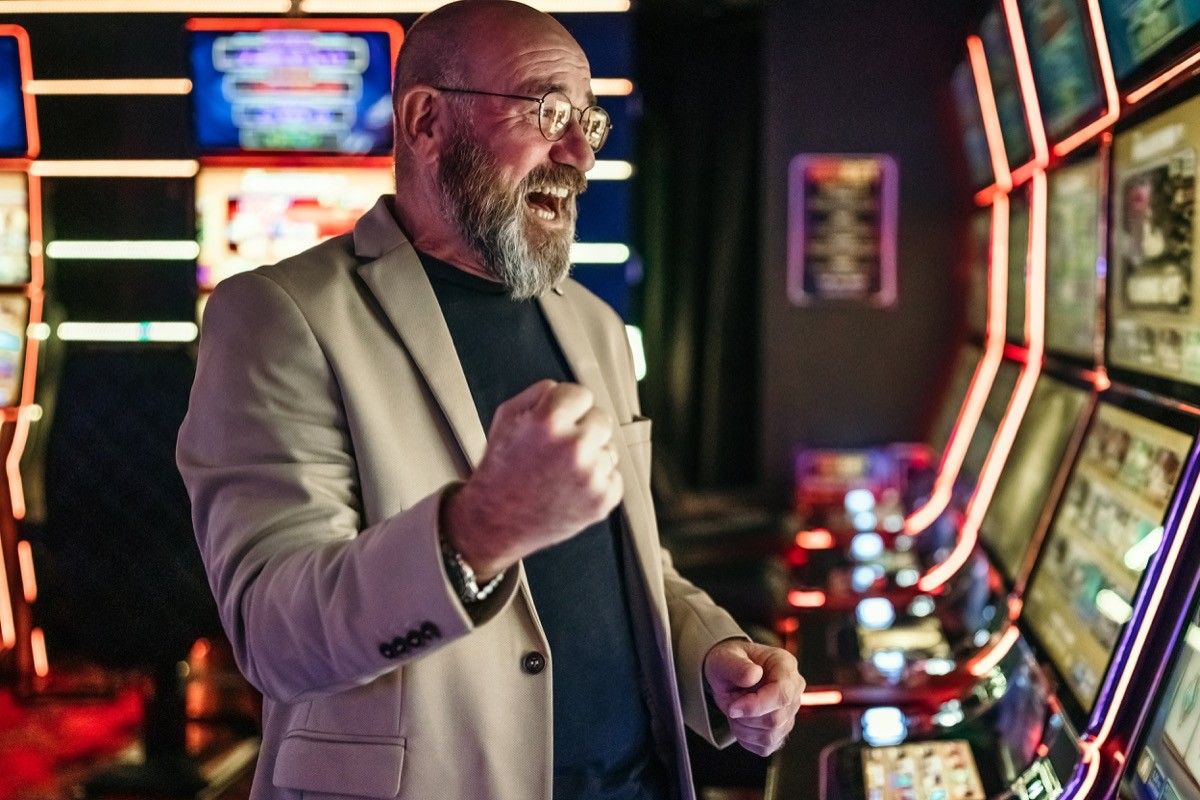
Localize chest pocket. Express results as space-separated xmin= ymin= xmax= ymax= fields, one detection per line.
xmin=274 ymin=730 xmax=406 ymax=799
xmin=618 ymin=416 xmax=652 ymax=489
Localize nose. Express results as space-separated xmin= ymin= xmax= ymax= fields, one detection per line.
xmin=550 ymin=116 xmax=596 ymax=174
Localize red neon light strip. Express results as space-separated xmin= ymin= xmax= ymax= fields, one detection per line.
xmin=0 ymin=545 xmax=13 ymax=648
xmin=16 ymin=540 xmax=35 ymax=603
xmin=799 ymin=690 xmax=844 ymax=707
xmin=1127 ymin=45 xmax=1200 ymax=105
xmin=1053 ymin=0 xmax=1121 ymax=157
xmin=906 ymin=195 xmax=1009 ymax=534
xmin=1001 ymin=2 xmax=1050 ymax=180
xmin=969 ymin=35 xmax=1013 ymax=200
xmin=919 ymin=171 xmax=1046 ymax=590
xmin=967 ymin=624 xmax=1022 ymax=676
xmin=29 ymin=627 xmax=47 ymax=677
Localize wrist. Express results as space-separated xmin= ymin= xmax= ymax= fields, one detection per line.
xmin=440 ymin=481 xmax=506 ymax=580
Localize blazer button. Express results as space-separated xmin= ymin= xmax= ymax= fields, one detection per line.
xmin=522 ymin=651 xmax=546 ymax=675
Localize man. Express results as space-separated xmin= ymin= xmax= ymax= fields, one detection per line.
xmin=176 ymin=2 xmax=804 ymax=799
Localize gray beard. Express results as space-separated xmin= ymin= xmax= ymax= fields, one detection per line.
xmin=436 ymin=126 xmax=578 ymax=300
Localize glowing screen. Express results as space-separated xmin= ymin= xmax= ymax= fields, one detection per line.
xmin=195 ymin=167 xmax=393 ymax=290
xmin=1025 ymin=403 xmax=1191 ymax=709
xmin=960 ymin=358 xmax=1022 ymax=490
xmin=1110 ymin=92 xmax=1200 ymax=385
xmin=981 ymin=9 xmax=1034 ymax=170
xmin=979 ymin=376 xmax=1090 ymax=583
xmin=1008 ymin=189 xmax=1031 ymax=345
xmin=0 ymin=293 xmax=27 ymax=407
xmin=953 ymin=60 xmax=996 ymax=191
xmin=1019 ymin=0 xmax=1103 ymax=141
xmin=1129 ymin=613 xmax=1200 ymax=800
xmin=1098 ymin=0 xmax=1200 ymax=79
xmin=0 ymin=171 xmax=28 ymax=285
xmin=967 ymin=208 xmax=992 ymax=338
xmin=930 ymin=344 xmax=986 ymax=459
xmin=1046 ymin=156 xmax=1102 ymax=360
xmin=0 ymin=35 xmax=25 ymax=158
xmin=190 ymin=26 xmax=395 ymax=154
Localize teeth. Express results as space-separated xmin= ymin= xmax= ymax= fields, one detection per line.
xmin=533 ymin=208 xmax=556 ymax=221
xmin=531 ymin=185 xmax=570 ymax=198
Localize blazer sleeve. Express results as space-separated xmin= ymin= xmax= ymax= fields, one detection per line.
xmin=176 ymin=271 xmax=517 ymax=705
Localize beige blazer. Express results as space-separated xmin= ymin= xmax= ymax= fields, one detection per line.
xmin=177 ymin=196 xmax=748 ymax=800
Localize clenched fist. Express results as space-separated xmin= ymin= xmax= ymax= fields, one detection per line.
xmin=442 ymin=379 xmax=624 ymax=578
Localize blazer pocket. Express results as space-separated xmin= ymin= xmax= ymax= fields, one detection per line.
xmin=619 ymin=416 xmax=653 ymax=483
xmin=274 ymin=730 xmax=406 ymax=799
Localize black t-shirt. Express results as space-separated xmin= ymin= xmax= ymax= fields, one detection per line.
xmin=419 ymin=253 xmax=670 ymax=800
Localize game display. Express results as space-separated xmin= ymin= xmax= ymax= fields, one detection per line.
xmin=0 ymin=170 xmax=28 ymax=286
xmin=1018 ymin=0 xmax=1104 ymax=142
xmin=1007 ymin=190 xmax=1031 ymax=344
xmin=1045 ymin=156 xmax=1102 ymax=360
xmin=954 ymin=60 xmax=998 ymax=191
xmin=1098 ymin=0 xmax=1200 ymax=80
xmin=981 ymin=9 xmax=1035 ymax=171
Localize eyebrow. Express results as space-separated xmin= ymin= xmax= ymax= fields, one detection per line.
xmin=519 ymin=80 xmax=598 ymax=107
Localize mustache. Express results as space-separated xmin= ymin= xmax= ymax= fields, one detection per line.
xmin=519 ymin=164 xmax=588 ymax=195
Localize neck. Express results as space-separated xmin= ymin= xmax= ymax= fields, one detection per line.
xmin=390 ymin=191 xmax=501 ymax=284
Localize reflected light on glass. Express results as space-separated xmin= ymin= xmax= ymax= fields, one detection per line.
xmin=1123 ymin=526 xmax=1163 ymax=571
xmin=1096 ymin=589 xmax=1133 ymax=625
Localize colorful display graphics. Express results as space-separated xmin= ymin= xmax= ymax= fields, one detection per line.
xmin=1046 ymin=157 xmax=1102 ymax=359
xmin=1099 ymin=0 xmax=1200 ymax=79
xmin=967 ymin=208 xmax=992 ymax=338
xmin=195 ymin=167 xmax=393 ymax=290
xmin=862 ymin=742 xmax=986 ymax=800
xmin=1130 ymin=616 xmax=1200 ymax=800
xmin=978 ymin=377 xmax=1090 ymax=583
xmin=981 ymin=9 xmax=1034 ymax=170
xmin=1008 ymin=191 xmax=1031 ymax=344
xmin=0 ymin=34 xmax=27 ymax=158
xmin=954 ymin=60 xmax=996 ymax=190
xmin=1025 ymin=403 xmax=1191 ymax=709
xmin=930 ymin=345 xmax=985 ymax=459
xmin=1019 ymin=0 xmax=1103 ymax=140
xmin=190 ymin=26 xmax=395 ymax=154
xmin=0 ymin=293 xmax=27 ymax=407
xmin=0 ymin=171 xmax=28 ymax=285
xmin=1111 ymin=94 xmax=1200 ymax=385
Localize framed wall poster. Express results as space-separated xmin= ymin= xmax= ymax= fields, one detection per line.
xmin=787 ymin=153 xmax=899 ymax=307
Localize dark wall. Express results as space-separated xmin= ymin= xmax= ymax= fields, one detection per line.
xmin=760 ymin=0 xmax=981 ymax=492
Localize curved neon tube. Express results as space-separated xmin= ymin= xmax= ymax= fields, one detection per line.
xmin=1001 ymin=0 xmax=1050 ymax=174
xmin=1052 ymin=0 xmax=1121 ymax=157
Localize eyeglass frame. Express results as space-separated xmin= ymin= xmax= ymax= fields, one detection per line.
xmin=430 ymin=85 xmax=612 ymax=152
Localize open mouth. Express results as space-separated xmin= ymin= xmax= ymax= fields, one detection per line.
xmin=525 ymin=184 xmax=572 ymax=223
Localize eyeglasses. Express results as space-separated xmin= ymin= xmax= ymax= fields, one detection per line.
xmin=432 ymin=86 xmax=612 ymax=153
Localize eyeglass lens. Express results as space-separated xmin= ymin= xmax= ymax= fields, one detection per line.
xmin=538 ymin=92 xmax=611 ymax=152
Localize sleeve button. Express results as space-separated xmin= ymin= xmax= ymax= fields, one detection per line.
xmin=521 ymin=651 xmax=546 ymax=675
xmin=379 ymin=643 xmax=397 ymax=659
xmin=406 ymin=631 xmax=425 ymax=649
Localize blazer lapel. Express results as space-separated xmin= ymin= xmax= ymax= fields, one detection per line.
xmin=353 ymin=199 xmax=488 ymax=469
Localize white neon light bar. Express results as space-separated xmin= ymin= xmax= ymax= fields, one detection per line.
xmin=588 ymin=160 xmax=635 ymax=181
xmin=300 ymin=0 xmax=629 ymax=11
xmin=570 ymin=243 xmax=630 ymax=264
xmin=591 ymin=79 xmax=634 ymax=96
xmin=46 ymin=240 xmax=200 ymax=261
xmin=57 ymin=322 xmax=199 ymax=343
xmin=624 ymin=325 xmax=646 ymax=381
xmin=27 ymin=79 xmax=193 ymax=96
xmin=0 ymin=0 xmax=289 ymax=11
xmin=31 ymin=160 xmax=199 ymax=179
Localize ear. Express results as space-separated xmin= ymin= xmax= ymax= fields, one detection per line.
xmin=396 ymin=86 xmax=444 ymax=166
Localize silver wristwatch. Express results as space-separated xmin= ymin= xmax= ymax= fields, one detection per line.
xmin=440 ymin=536 xmax=505 ymax=604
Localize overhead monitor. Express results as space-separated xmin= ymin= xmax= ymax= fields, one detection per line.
xmin=1110 ymin=92 xmax=1200 ymax=391
xmin=981 ymin=8 xmax=1035 ymax=172
xmin=1098 ymin=0 xmax=1200 ymax=84
xmin=929 ymin=344 xmax=986 ymax=459
xmin=1045 ymin=156 xmax=1102 ymax=361
xmin=953 ymin=59 xmax=997 ymax=192
xmin=978 ymin=375 xmax=1091 ymax=584
xmin=0 ymin=170 xmax=28 ymax=286
xmin=1018 ymin=0 xmax=1104 ymax=144
xmin=1007 ymin=188 xmax=1031 ymax=345
xmin=0 ymin=29 xmax=30 ymax=159
xmin=0 ymin=293 xmax=27 ymax=407
xmin=1127 ymin=602 xmax=1200 ymax=800
xmin=195 ymin=166 xmax=393 ymax=291
xmin=187 ymin=19 xmax=401 ymax=156
xmin=960 ymin=357 xmax=1022 ymax=491
xmin=967 ymin=208 xmax=992 ymax=339
xmin=1023 ymin=402 xmax=1192 ymax=716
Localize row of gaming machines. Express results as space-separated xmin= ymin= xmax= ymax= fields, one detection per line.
xmin=772 ymin=2 xmax=1200 ymax=800
xmin=0 ymin=12 xmax=638 ymax=697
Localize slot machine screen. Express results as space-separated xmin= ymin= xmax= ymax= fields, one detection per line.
xmin=195 ymin=166 xmax=393 ymax=290
xmin=1127 ymin=607 xmax=1200 ymax=800
xmin=1098 ymin=0 xmax=1200 ymax=81
xmin=930 ymin=344 xmax=986 ymax=459
xmin=1046 ymin=156 xmax=1102 ymax=360
xmin=1024 ymin=403 xmax=1191 ymax=710
xmin=0 ymin=293 xmax=27 ymax=407
xmin=0 ymin=34 xmax=26 ymax=158
xmin=1008 ymin=189 xmax=1031 ymax=345
xmin=978 ymin=376 xmax=1091 ymax=584
xmin=1018 ymin=0 xmax=1103 ymax=142
xmin=960 ymin=358 xmax=1022 ymax=490
xmin=954 ymin=59 xmax=997 ymax=191
xmin=981 ymin=9 xmax=1035 ymax=171
xmin=0 ymin=170 xmax=28 ymax=286
xmin=1110 ymin=93 xmax=1200 ymax=387
xmin=189 ymin=23 xmax=397 ymax=155
xmin=967 ymin=208 xmax=992 ymax=339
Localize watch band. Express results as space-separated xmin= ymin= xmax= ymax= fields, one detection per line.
xmin=440 ymin=536 xmax=505 ymax=604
